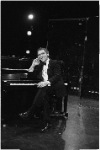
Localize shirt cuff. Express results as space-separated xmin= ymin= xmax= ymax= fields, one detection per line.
xmin=46 ymin=81 xmax=51 ymax=86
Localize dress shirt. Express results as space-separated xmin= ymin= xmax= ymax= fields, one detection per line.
xmin=42 ymin=58 xmax=51 ymax=86
xmin=42 ymin=58 xmax=49 ymax=81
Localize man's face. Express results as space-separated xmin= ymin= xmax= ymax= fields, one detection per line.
xmin=37 ymin=49 xmax=48 ymax=63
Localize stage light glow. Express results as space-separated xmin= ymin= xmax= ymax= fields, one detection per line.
xmin=28 ymin=14 xmax=34 ymax=20
xmin=27 ymin=31 xmax=32 ymax=36
xmin=26 ymin=50 xmax=30 ymax=54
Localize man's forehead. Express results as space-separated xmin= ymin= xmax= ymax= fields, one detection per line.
xmin=38 ymin=49 xmax=46 ymax=55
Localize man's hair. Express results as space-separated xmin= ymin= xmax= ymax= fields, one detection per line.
xmin=37 ymin=47 xmax=49 ymax=55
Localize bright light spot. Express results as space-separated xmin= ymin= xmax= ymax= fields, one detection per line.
xmin=95 ymin=91 xmax=99 ymax=94
xmin=64 ymin=83 xmax=68 ymax=86
xmin=26 ymin=50 xmax=30 ymax=54
xmin=28 ymin=14 xmax=34 ymax=20
xmin=27 ymin=31 xmax=32 ymax=36
xmin=74 ymin=87 xmax=76 ymax=90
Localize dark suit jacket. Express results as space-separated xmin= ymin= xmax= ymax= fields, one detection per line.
xmin=32 ymin=59 xmax=67 ymax=97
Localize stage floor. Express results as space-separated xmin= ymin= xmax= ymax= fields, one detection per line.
xmin=1 ymin=95 xmax=99 ymax=150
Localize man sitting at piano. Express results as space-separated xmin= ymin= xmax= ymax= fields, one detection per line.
xmin=19 ymin=47 xmax=67 ymax=131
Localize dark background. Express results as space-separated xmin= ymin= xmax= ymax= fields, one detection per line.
xmin=1 ymin=1 xmax=99 ymax=56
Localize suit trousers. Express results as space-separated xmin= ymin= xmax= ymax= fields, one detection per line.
xmin=28 ymin=86 xmax=53 ymax=123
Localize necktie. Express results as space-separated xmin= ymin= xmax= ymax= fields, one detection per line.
xmin=42 ymin=62 xmax=46 ymax=66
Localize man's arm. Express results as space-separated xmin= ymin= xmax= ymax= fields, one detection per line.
xmin=28 ymin=58 xmax=40 ymax=72
xmin=28 ymin=64 xmax=35 ymax=72
xmin=37 ymin=61 xmax=61 ymax=88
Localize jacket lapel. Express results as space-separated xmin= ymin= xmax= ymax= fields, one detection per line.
xmin=48 ymin=59 xmax=52 ymax=70
xmin=47 ymin=59 xmax=53 ymax=77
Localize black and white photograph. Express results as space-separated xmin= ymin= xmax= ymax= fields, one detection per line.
xmin=1 ymin=1 xmax=99 ymax=150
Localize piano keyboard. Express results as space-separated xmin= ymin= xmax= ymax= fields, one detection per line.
xmin=10 ymin=83 xmax=38 ymax=86
xmin=3 ymin=80 xmax=68 ymax=86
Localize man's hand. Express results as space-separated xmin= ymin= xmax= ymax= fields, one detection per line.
xmin=27 ymin=58 xmax=40 ymax=72
xmin=32 ymin=58 xmax=40 ymax=66
xmin=37 ymin=81 xmax=51 ymax=88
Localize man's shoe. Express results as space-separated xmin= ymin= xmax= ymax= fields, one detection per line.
xmin=64 ymin=112 xmax=68 ymax=119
